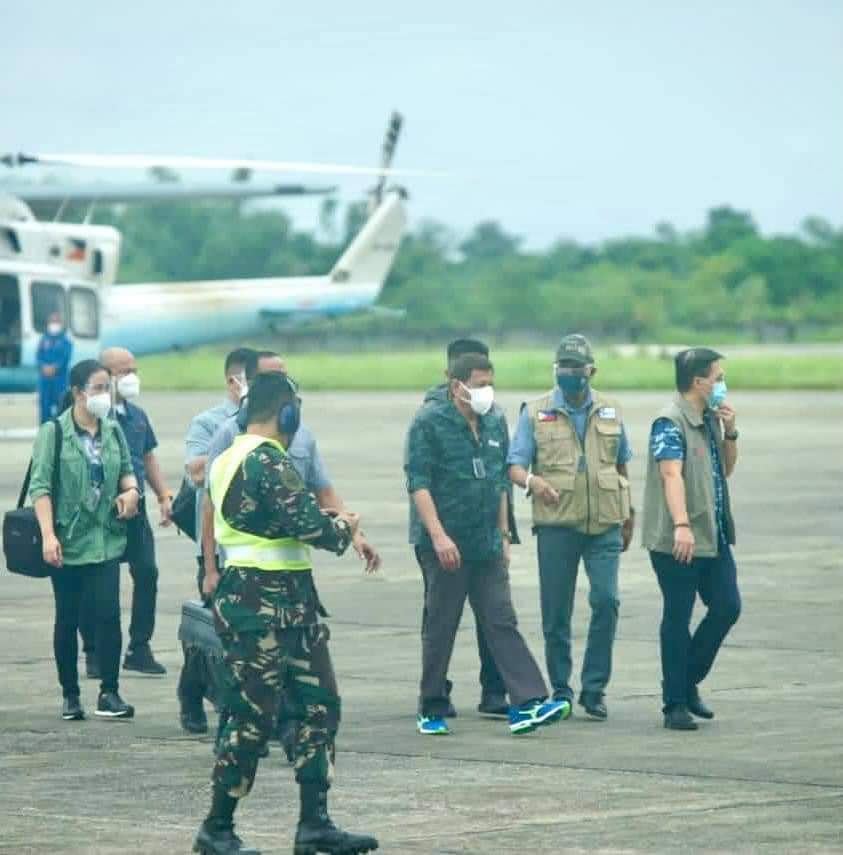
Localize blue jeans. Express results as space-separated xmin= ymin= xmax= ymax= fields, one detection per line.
xmin=650 ymin=544 xmax=741 ymax=708
xmin=536 ymin=525 xmax=622 ymax=700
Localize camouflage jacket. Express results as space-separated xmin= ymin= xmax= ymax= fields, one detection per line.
xmin=216 ymin=442 xmax=353 ymax=627
xmin=221 ymin=442 xmax=353 ymax=557
xmin=405 ymin=393 xmax=511 ymax=561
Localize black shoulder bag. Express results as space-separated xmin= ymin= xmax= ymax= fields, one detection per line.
xmin=171 ymin=477 xmax=198 ymax=541
xmin=3 ymin=419 xmax=63 ymax=578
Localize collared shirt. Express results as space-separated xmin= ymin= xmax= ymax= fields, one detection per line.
xmin=650 ymin=410 xmax=727 ymax=542
xmin=185 ymin=397 xmax=240 ymax=556
xmin=206 ymin=415 xmax=331 ymax=495
xmin=507 ymin=386 xmax=633 ymax=469
xmin=405 ymin=395 xmax=510 ymax=561
xmin=113 ymin=401 xmax=157 ymax=493
xmin=74 ymin=419 xmax=105 ymax=503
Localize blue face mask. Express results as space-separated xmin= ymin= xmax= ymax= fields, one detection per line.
xmin=557 ymin=373 xmax=588 ymax=398
xmin=708 ymin=380 xmax=727 ymax=409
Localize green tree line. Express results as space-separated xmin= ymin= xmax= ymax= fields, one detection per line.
xmin=95 ymin=199 xmax=842 ymax=340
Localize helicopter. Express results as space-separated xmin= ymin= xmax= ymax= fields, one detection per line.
xmin=0 ymin=113 xmax=420 ymax=393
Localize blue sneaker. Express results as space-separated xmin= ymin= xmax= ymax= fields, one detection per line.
xmin=417 ymin=715 xmax=449 ymax=735
xmin=508 ymin=698 xmax=570 ymax=735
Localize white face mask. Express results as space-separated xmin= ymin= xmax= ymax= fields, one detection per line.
xmin=234 ymin=374 xmax=249 ymax=400
xmin=85 ymin=392 xmax=112 ymax=420
xmin=47 ymin=323 xmax=63 ymax=336
xmin=459 ymin=382 xmax=495 ymax=416
xmin=116 ymin=373 xmax=140 ymax=400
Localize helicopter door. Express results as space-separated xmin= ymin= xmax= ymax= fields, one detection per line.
xmin=0 ymin=273 xmax=22 ymax=367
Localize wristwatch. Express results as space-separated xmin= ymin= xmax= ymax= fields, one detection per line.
xmin=724 ymin=430 xmax=739 ymax=441
xmin=500 ymin=530 xmax=513 ymax=542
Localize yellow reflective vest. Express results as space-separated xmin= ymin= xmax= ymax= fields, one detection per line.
xmin=209 ymin=433 xmax=311 ymax=571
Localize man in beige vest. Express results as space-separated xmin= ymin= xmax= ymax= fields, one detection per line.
xmin=509 ymin=335 xmax=634 ymax=720
xmin=642 ymin=347 xmax=741 ymax=731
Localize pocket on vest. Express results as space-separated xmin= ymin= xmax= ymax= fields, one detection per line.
xmin=536 ymin=430 xmax=576 ymax=468
xmin=595 ymin=422 xmax=621 ymax=464
xmin=596 ymin=469 xmax=628 ymax=525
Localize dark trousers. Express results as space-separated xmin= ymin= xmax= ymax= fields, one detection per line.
xmin=81 ymin=509 xmax=158 ymax=656
xmin=416 ymin=546 xmax=506 ymax=700
xmin=50 ymin=561 xmax=122 ymax=698
xmin=650 ymin=544 xmax=741 ymax=707
xmin=536 ymin=525 xmax=622 ymax=700
xmin=417 ymin=549 xmax=547 ymax=718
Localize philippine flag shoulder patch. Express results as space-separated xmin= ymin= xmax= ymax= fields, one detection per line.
xmin=537 ymin=410 xmax=558 ymax=422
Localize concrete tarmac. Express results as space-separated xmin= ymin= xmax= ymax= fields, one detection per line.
xmin=0 ymin=390 xmax=841 ymax=854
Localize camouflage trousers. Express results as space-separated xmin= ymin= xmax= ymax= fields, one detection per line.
xmin=212 ymin=566 xmax=339 ymax=799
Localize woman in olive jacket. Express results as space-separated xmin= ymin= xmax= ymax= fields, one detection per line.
xmin=30 ymin=359 xmax=140 ymax=721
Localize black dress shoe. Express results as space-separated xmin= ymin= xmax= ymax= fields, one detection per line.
xmin=477 ymin=693 xmax=509 ymax=717
xmin=123 ymin=645 xmax=167 ymax=675
xmin=687 ymin=687 xmax=714 ymax=719
xmin=579 ymin=692 xmax=608 ymax=721
xmin=181 ymin=708 xmax=209 ymax=734
xmin=193 ymin=824 xmax=260 ymax=854
xmin=445 ymin=700 xmax=458 ymax=718
xmin=86 ymin=657 xmax=101 ymax=680
xmin=663 ymin=704 xmax=699 ymax=730
xmin=62 ymin=696 xmax=85 ymax=721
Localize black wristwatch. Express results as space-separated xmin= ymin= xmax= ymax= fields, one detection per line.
xmin=724 ymin=430 xmax=739 ymax=441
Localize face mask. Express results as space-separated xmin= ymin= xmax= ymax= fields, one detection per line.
xmin=459 ymin=382 xmax=494 ymax=416
xmin=235 ymin=375 xmax=249 ymax=400
xmin=707 ymin=380 xmax=727 ymax=409
xmin=47 ymin=323 xmax=62 ymax=336
xmin=557 ymin=373 xmax=588 ymax=398
xmin=116 ymin=373 xmax=140 ymax=400
xmin=85 ymin=392 xmax=112 ymax=420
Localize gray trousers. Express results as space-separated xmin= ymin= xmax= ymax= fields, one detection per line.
xmin=536 ymin=525 xmax=621 ymax=700
xmin=417 ymin=549 xmax=547 ymax=718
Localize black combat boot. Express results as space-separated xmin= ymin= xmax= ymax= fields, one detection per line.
xmin=294 ymin=782 xmax=379 ymax=855
xmin=194 ymin=789 xmax=260 ymax=855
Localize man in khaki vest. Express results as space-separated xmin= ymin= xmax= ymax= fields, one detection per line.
xmin=642 ymin=347 xmax=741 ymax=731
xmin=509 ymin=335 xmax=633 ymax=721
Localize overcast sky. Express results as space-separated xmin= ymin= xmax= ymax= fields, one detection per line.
xmin=3 ymin=0 xmax=841 ymax=246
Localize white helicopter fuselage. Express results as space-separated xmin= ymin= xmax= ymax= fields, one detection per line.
xmin=0 ymin=190 xmax=406 ymax=391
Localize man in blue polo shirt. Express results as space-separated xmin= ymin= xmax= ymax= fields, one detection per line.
xmin=80 ymin=347 xmax=173 ymax=678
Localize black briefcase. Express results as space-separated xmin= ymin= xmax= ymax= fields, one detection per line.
xmin=3 ymin=419 xmax=62 ymax=578
xmin=178 ymin=600 xmax=223 ymax=659
xmin=171 ymin=478 xmax=198 ymax=541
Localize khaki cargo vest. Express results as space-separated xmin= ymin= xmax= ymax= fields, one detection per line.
xmin=527 ymin=389 xmax=631 ymax=534
xmin=641 ymin=395 xmax=736 ymax=558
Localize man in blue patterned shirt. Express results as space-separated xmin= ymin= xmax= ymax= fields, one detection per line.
xmin=642 ymin=347 xmax=741 ymax=731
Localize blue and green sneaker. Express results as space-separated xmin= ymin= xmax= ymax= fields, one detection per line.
xmin=417 ymin=715 xmax=450 ymax=735
xmin=508 ymin=698 xmax=570 ymax=735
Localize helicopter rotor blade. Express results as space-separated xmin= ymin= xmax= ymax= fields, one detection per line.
xmin=4 ymin=151 xmax=442 ymax=179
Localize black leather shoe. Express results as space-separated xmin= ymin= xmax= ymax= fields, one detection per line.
xmin=181 ymin=708 xmax=209 ymax=734
xmin=663 ymin=704 xmax=698 ymax=730
xmin=124 ymin=645 xmax=167 ymax=675
xmin=62 ymin=696 xmax=85 ymax=721
xmin=193 ymin=824 xmax=260 ymax=854
xmin=579 ymin=692 xmax=608 ymax=721
xmin=687 ymin=687 xmax=714 ymax=719
xmin=444 ymin=700 xmax=458 ymax=718
xmin=86 ymin=657 xmax=101 ymax=680
xmin=477 ymin=693 xmax=509 ymax=717
xmin=294 ymin=817 xmax=379 ymax=855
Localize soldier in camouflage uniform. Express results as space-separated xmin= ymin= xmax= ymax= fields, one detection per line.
xmin=194 ymin=373 xmax=378 ymax=855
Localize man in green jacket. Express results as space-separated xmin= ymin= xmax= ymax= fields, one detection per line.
xmin=642 ymin=347 xmax=741 ymax=730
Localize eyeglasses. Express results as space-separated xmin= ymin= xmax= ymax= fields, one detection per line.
xmin=556 ymin=365 xmax=590 ymax=376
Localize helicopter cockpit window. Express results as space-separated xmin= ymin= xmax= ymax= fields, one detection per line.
xmin=69 ymin=287 xmax=99 ymax=339
xmin=31 ymin=281 xmax=67 ymax=333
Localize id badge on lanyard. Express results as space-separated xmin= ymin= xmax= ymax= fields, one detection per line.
xmin=472 ymin=457 xmax=486 ymax=479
